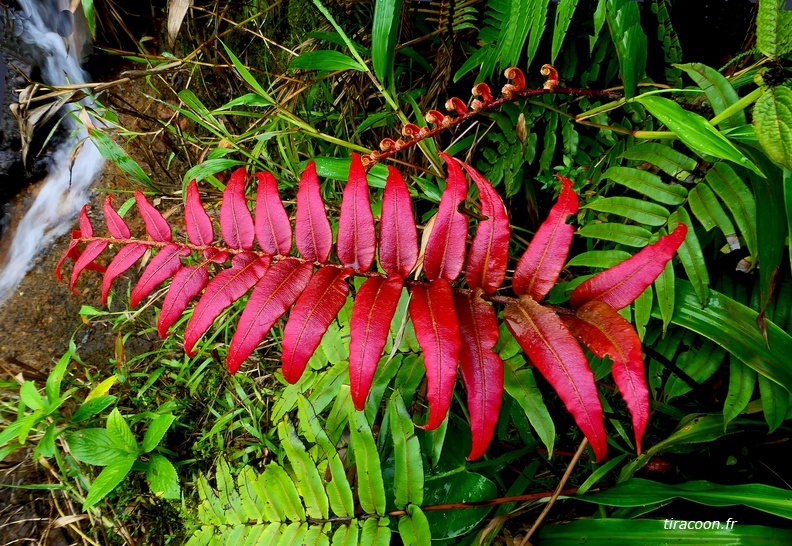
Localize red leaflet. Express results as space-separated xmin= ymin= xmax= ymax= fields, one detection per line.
xmin=56 ymin=230 xmax=83 ymax=283
xmin=409 ymin=279 xmax=461 ymax=430
xmin=101 ymin=243 xmax=148 ymax=304
xmin=103 ymin=196 xmax=131 ymax=239
xmin=295 ymin=161 xmax=332 ymax=263
xmin=379 ymin=167 xmax=418 ymax=278
xmin=504 ymin=296 xmax=607 ymax=461
xmin=227 ymin=259 xmax=314 ymax=373
xmin=454 ymin=292 xmax=503 ymax=460
xmin=337 ymin=153 xmax=376 ymax=272
xmin=561 ymin=301 xmax=648 ymax=453
xmin=135 ymin=190 xmax=172 ymax=242
xmin=281 ymin=266 xmax=351 ymax=383
xmin=157 ymin=265 xmax=209 ymax=338
xmin=349 ymin=276 xmax=404 ymax=410
xmin=570 ymin=224 xmax=688 ymax=310
xmin=183 ymin=252 xmax=270 ymax=355
xmin=462 ymin=163 xmax=510 ymax=294
xmin=254 ymin=171 xmax=292 ymax=256
xmin=78 ymin=205 xmax=93 ymax=237
xmin=220 ymin=167 xmax=255 ymax=250
xmin=513 ymin=175 xmax=578 ymax=300
xmin=130 ymin=243 xmax=191 ymax=307
xmin=185 ymin=180 xmax=214 ymax=246
xmin=423 ymin=153 xmax=469 ymax=282
xmin=69 ymin=240 xmax=108 ymax=295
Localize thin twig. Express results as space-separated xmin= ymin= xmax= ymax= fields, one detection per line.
xmin=518 ymin=438 xmax=588 ymax=546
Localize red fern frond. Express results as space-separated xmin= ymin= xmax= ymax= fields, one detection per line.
xmin=58 ymin=155 xmax=685 ymax=460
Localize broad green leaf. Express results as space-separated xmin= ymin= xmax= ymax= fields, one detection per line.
xmin=759 ymin=374 xmax=789 ymax=432
xmin=665 ymin=341 xmax=725 ymax=400
xmin=585 ymin=196 xmax=669 ymax=226
xmin=619 ymin=143 xmax=696 ymax=182
xmin=331 ymin=521 xmax=359 ymax=545
xmin=81 ymin=0 xmax=96 ymax=37
xmin=71 ymin=395 xmax=117 ymax=423
xmin=786 ymin=169 xmax=792 ymax=272
xmin=757 ymin=0 xmax=792 ymax=58
xmin=389 ymin=391 xmax=423 ymax=508
xmin=576 ymin=454 xmax=627 ymax=496
xmin=147 ymin=452 xmax=180 ymax=499
xmin=297 ymin=397 xmax=355 ymax=518
xmin=106 ymin=409 xmax=138 ymax=454
xmin=371 ymin=0 xmax=404 ymax=88
xmin=606 ymin=0 xmax=647 ymax=98
xmin=705 ymin=163 xmax=757 ymax=257
xmin=398 ymin=505 xmax=431 ymax=545
xmin=723 ymin=356 xmax=756 ymax=426
xmin=581 ymin=478 xmax=792 ymax=520
xmin=348 ymin=405 xmax=386 ymax=515
xmin=635 ymin=95 xmax=763 ymax=176
xmin=289 ymin=50 xmax=366 ymax=72
xmin=88 ymin=128 xmax=157 ymax=190
xmin=576 ymin=222 xmax=653 ymax=247
xmin=142 ymin=413 xmax=176 ymax=453
xmin=83 ymin=454 xmax=137 ymax=509
xmin=67 ymin=429 xmax=131 ymax=466
xmin=237 ymin=466 xmax=268 ymax=521
xmin=299 ymin=158 xmax=388 ymax=188
xmin=551 ymin=0 xmax=579 ymax=64
xmin=669 ymin=208 xmax=710 ymax=305
xmin=278 ymin=421 xmax=329 ymax=520
xmin=539 ymin=519 xmax=792 ymax=544
xmin=504 ymin=357 xmax=555 ymax=456
xmin=656 ymin=280 xmax=792 ymax=392
xmin=754 ymin=86 xmax=792 ymax=171
xmin=687 ymin=183 xmax=739 ymax=250
xmin=34 ymin=423 xmax=57 ymax=458
xmin=603 ymin=166 xmax=688 ymax=205
xmin=566 ymin=250 xmax=632 ymax=269
xmin=675 ymin=62 xmax=746 ymax=128
xmin=423 ymin=466 xmax=497 ymax=538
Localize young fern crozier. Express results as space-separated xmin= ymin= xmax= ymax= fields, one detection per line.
xmin=58 ymin=153 xmax=686 ymax=460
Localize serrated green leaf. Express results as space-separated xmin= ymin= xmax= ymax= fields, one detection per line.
xmin=757 ymin=0 xmax=792 ymax=58
xmin=278 ymin=421 xmax=329 ymax=520
xmin=83 ymin=454 xmax=136 ymax=509
xmin=71 ymin=395 xmax=117 ymax=423
xmin=348 ymin=405 xmax=386 ymax=516
xmin=723 ymin=356 xmax=756 ymax=426
xmin=147 ymin=453 xmax=180 ymax=499
xmin=669 ymin=208 xmax=710 ymax=305
xmin=603 ymin=166 xmax=688 ymax=205
xmin=106 ymin=409 xmax=139 ymax=454
xmin=675 ymin=62 xmax=746 ymax=129
xmin=577 ymin=222 xmax=653 ymax=247
xmin=755 ymin=86 xmax=792 ymax=171
xmin=67 ymin=429 xmax=131 ymax=466
xmin=635 ymin=95 xmax=763 ymax=176
xmin=142 ymin=413 xmax=176 ymax=453
xmin=289 ymin=50 xmax=366 ymax=72
xmin=389 ymin=391 xmax=423 ymax=509
xmin=585 ymin=196 xmax=670 ymax=226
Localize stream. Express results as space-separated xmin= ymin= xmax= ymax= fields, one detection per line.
xmin=0 ymin=0 xmax=104 ymax=304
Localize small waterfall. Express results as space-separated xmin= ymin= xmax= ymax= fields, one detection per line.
xmin=0 ymin=0 xmax=104 ymax=303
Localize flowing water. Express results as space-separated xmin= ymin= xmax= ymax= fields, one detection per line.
xmin=0 ymin=0 xmax=104 ymax=304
